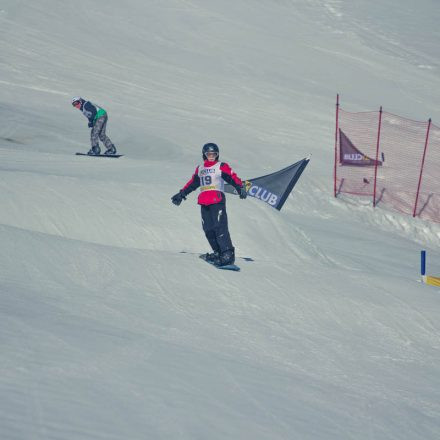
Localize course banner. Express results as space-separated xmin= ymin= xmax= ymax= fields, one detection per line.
xmin=339 ymin=129 xmax=382 ymax=166
xmin=225 ymin=157 xmax=310 ymax=211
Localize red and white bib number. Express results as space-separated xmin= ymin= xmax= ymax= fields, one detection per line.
xmin=198 ymin=163 xmax=224 ymax=193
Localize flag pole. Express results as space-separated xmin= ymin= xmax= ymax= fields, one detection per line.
xmin=334 ymin=94 xmax=339 ymax=197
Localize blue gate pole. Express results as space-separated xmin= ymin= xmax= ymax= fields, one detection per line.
xmin=421 ymin=250 xmax=426 ymax=276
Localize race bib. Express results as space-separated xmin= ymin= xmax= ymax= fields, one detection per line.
xmin=198 ymin=162 xmax=224 ymax=193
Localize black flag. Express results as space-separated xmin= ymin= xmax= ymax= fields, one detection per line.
xmin=339 ymin=129 xmax=382 ymax=166
xmin=225 ymin=157 xmax=310 ymax=211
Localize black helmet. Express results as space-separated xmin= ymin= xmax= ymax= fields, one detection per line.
xmin=202 ymin=142 xmax=219 ymax=160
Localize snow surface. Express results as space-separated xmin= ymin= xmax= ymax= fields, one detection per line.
xmin=1 ymin=1 xmax=440 ymax=439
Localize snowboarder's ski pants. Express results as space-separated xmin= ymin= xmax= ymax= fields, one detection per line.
xmin=201 ymin=201 xmax=233 ymax=253
xmin=90 ymin=115 xmax=115 ymax=150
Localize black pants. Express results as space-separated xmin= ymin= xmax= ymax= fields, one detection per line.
xmin=201 ymin=202 xmax=233 ymax=253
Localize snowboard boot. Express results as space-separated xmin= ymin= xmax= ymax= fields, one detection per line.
xmin=104 ymin=145 xmax=117 ymax=155
xmin=205 ymin=251 xmax=220 ymax=264
xmin=217 ymin=248 xmax=235 ymax=266
xmin=88 ymin=145 xmax=101 ymax=155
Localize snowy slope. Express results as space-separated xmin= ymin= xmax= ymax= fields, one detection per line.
xmin=1 ymin=1 xmax=440 ymax=439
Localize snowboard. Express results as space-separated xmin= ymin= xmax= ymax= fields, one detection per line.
xmin=199 ymin=253 xmax=240 ymax=272
xmin=76 ymin=152 xmax=123 ymax=158
xmin=180 ymin=251 xmax=254 ymax=262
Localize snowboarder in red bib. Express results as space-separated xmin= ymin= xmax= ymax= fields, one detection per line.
xmin=71 ymin=96 xmax=117 ymax=156
xmin=171 ymin=143 xmax=247 ymax=266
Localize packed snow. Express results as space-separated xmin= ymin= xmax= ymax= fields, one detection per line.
xmin=1 ymin=1 xmax=440 ymax=439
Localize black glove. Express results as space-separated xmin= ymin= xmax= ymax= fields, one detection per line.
xmin=239 ymin=186 xmax=247 ymax=199
xmin=171 ymin=190 xmax=186 ymax=206
xmin=88 ymin=122 xmax=93 ymax=128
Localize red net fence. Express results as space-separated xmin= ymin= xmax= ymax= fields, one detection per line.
xmin=334 ymin=96 xmax=440 ymax=223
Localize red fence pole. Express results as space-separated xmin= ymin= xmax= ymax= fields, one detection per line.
xmin=334 ymin=94 xmax=339 ymax=197
xmin=373 ymin=106 xmax=383 ymax=207
xmin=413 ymin=118 xmax=432 ymax=217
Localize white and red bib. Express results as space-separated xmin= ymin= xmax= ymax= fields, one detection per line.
xmin=198 ymin=162 xmax=225 ymax=193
